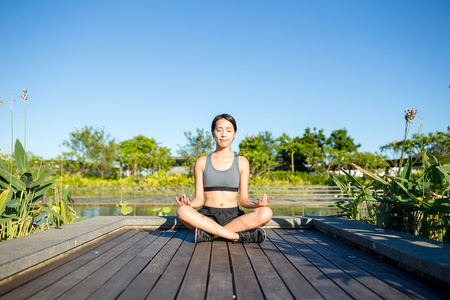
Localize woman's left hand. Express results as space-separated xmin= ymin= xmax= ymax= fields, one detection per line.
xmin=257 ymin=193 xmax=273 ymax=207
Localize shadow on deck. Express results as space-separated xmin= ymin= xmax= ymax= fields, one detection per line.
xmin=0 ymin=217 xmax=449 ymax=299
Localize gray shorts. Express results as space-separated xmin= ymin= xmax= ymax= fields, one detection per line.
xmin=198 ymin=206 xmax=245 ymax=226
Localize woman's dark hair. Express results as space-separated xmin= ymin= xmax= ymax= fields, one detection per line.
xmin=211 ymin=114 xmax=237 ymax=132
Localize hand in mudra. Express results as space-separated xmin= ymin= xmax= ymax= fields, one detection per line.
xmin=175 ymin=194 xmax=191 ymax=206
xmin=257 ymin=193 xmax=273 ymax=207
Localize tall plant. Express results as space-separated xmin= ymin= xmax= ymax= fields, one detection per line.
xmin=331 ymin=110 xmax=450 ymax=243
xmin=0 ymin=140 xmax=84 ymax=241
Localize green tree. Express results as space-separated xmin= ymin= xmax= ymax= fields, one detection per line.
xmin=148 ymin=146 xmax=174 ymax=174
xmin=62 ymin=126 xmax=117 ymax=177
xmin=380 ymin=131 xmax=450 ymax=168
xmin=239 ymin=131 xmax=278 ymax=178
xmin=326 ymin=128 xmax=361 ymax=152
xmin=118 ymin=135 xmax=158 ymax=177
xmin=277 ymin=134 xmax=306 ymax=172
xmin=177 ymin=128 xmax=214 ymax=175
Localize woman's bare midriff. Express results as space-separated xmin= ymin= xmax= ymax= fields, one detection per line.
xmin=204 ymin=191 xmax=239 ymax=208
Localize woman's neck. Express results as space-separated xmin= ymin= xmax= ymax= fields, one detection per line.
xmin=213 ymin=146 xmax=233 ymax=157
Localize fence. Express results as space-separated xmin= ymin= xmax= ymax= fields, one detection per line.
xmin=62 ymin=185 xmax=352 ymax=205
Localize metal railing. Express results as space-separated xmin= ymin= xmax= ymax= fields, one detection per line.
xmin=63 ymin=185 xmax=352 ymax=205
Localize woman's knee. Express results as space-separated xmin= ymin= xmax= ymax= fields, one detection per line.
xmin=256 ymin=206 xmax=273 ymax=223
xmin=176 ymin=205 xmax=194 ymax=221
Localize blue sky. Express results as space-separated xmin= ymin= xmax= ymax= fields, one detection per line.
xmin=1 ymin=0 xmax=449 ymax=159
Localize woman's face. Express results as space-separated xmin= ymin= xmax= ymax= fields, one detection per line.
xmin=212 ymin=118 xmax=236 ymax=148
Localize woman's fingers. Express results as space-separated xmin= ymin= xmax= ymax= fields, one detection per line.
xmin=175 ymin=194 xmax=190 ymax=206
xmin=258 ymin=193 xmax=272 ymax=206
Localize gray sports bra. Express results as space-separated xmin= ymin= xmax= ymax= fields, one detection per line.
xmin=203 ymin=154 xmax=240 ymax=192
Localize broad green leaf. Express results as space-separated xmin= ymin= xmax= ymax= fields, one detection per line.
xmin=331 ymin=175 xmax=349 ymax=193
xmin=0 ymin=190 xmax=12 ymax=216
xmin=30 ymin=169 xmax=58 ymax=188
xmin=0 ymin=169 xmax=26 ymax=191
xmin=60 ymin=198 xmax=68 ymax=222
xmin=38 ymin=204 xmax=65 ymax=222
xmin=121 ymin=206 xmax=133 ymax=215
xmin=152 ymin=207 xmax=162 ymax=212
xmin=400 ymin=156 xmax=412 ymax=180
xmin=72 ymin=216 xmax=87 ymax=222
xmin=437 ymin=156 xmax=450 ymax=165
xmin=341 ymin=168 xmax=364 ymax=189
xmin=62 ymin=186 xmax=71 ymax=201
xmin=32 ymin=176 xmax=57 ymax=201
xmin=14 ymin=139 xmax=29 ymax=172
xmin=0 ymin=218 xmax=10 ymax=225
xmin=20 ymin=172 xmax=34 ymax=188
xmin=0 ymin=157 xmax=8 ymax=170
xmin=436 ymin=165 xmax=450 ymax=183
xmin=0 ymin=178 xmax=9 ymax=189
xmin=6 ymin=200 xmax=21 ymax=208
xmin=3 ymin=213 xmax=19 ymax=219
xmin=351 ymin=163 xmax=390 ymax=185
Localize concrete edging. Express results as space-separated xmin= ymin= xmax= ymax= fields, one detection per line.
xmin=0 ymin=215 xmax=449 ymax=288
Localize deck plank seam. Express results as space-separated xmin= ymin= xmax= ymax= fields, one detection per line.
xmin=288 ymin=229 xmax=385 ymax=300
xmin=264 ymin=229 xmax=325 ymax=299
xmin=274 ymin=228 xmax=355 ymax=300
xmin=307 ymin=229 xmax=447 ymax=299
xmin=301 ymin=229 xmax=428 ymax=300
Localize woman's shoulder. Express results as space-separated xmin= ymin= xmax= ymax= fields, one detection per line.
xmin=196 ymin=155 xmax=208 ymax=164
xmin=238 ymin=155 xmax=249 ymax=166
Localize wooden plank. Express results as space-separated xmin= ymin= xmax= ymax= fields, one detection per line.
xmin=58 ymin=230 xmax=163 ymax=300
xmin=116 ymin=229 xmax=189 ymax=300
xmin=86 ymin=230 xmax=179 ymax=300
xmin=305 ymin=229 xmax=447 ymax=300
xmin=1 ymin=229 xmax=142 ymax=300
xmin=229 ymin=242 xmax=264 ymax=300
xmin=243 ymin=241 xmax=294 ymax=300
xmin=295 ymin=229 xmax=410 ymax=300
xmin=176 ymin=240 xmax=212 ymax=299
xmin=280 ymin=229 xmax=383 ymax=300
xmin=263 ymin=229 xmax=324 ymax=299
xmin=26 ymin=230 xmax=153 ymax=300
xmin=145 ymin=232 xmax=196 ymax=300
xmin=0 ymin=229 xmax=129 ymax=296
xmin=206 ymin=241 xmax=234 ymax=300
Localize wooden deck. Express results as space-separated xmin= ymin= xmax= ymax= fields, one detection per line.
xmin=0 ymin=228 xmax=446 ymax=300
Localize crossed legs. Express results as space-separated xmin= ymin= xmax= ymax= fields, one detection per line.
xmin=176 ymin=205 xmax=273 ymax=241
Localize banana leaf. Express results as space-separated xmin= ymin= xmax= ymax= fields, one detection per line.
xmin=37 ymin=204 xmax=65 ymax=223
xmin=31 ymin=176 xmax=57 ymax=202
xmin=400 ymin=156 xmax=412 ymax=180
xmin=0 ymin=157 xmax=7 ymax=170
xmin=351 ymin=163 xmax=390 ymax=185
xmin=30 ymin=169 xmax=58 ymax=188
xmin=0 ymin=218 xmax=10 ymax=225
xmin=20 ymin=173 xmax=34 ymax=188
xmin=3 ymin=213 xmax=19 ymax=219
xmin=0 ymin=169 xmax=26 ymax=191
xmin=331 ymin=175 xmax=349 ymax=193
xmin=0 ymin=190 xmax=12 ymax=216
xmin=6 ymin=200 xmax=21 ymax=208
xmin=14 ymin=139 xmax=29 ymax=173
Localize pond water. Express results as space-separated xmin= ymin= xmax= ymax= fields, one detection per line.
xmin=73 ymin=204 xmax=340 ymax=219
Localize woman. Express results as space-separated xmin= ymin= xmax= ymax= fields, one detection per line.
xmin=176 ymin=114 xmax=273 ymax=243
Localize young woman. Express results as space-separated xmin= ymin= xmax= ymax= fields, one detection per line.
xmin=176 ymin=114 xmax=273 ymax=243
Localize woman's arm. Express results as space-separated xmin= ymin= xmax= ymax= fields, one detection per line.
xmin=175 ymin=156 xmax=206 ymax=208
xmin=190 ymin=156 xmax=206 ymax=208
xmin=238 ymin=156 xmax=273 ymax=208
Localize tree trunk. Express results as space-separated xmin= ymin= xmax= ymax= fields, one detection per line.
xmin=291 ymin=151 xmax=295 ymax=173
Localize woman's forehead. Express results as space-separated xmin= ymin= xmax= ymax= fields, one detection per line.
xmin=215 ymin=119 xmax=234 ymax=128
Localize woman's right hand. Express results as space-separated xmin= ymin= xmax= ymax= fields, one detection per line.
xmin=175 ymin=194 xmax=191 ymax=206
